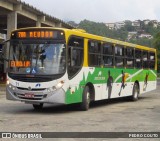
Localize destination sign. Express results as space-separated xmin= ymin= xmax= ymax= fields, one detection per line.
xmin=10 ymin=61 xmax=31 ymax=68
xmin=17 ymin=31 xmax=54 ymax=38
xmin=11 ymin=29 xmax=65 ymax=39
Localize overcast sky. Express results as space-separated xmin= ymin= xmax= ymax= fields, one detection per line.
xmin=21 ymin=0 xmax=160 ymax=23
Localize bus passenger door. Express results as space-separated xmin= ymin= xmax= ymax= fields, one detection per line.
xmin=66 ymin=36 xmax=84 ymax=104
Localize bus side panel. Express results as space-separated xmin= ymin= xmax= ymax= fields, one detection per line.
xmin=65 ymin=67 xmax=157 ymax=104
xmin=65 ymin=68 xmax=87 ymax=104
xmin=65 ymin=85 xmax=83 ymax=104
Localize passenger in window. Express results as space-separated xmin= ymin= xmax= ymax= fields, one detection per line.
xmin=105 ymin=57 xmax=112 ymax=66
xmin=40 ymin=49 xmax=46 ymax=67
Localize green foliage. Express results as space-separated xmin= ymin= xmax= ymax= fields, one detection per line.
xmin=124 ymin=21 xmax=136 ymax=31
xmin=73 ymin=19 xmax=160 ymax=72
xmin=78 ymin=20 xmax=128 ymax=41
xmin=78 ymin=20 xmax=159 ymax=47
xmin=153 ymin=32 xmax=160 ymax=73
xmin=129 ymin=38 xmax=153 ymax=47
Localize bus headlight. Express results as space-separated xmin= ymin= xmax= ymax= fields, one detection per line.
xmin=47 ymin=81 xmax=64 ymax=93
xmin=8 ymin=84 xmax=16 ymax=90
xmin=6 ymin=79 xmax=10 ymax=85
xmin=12 ymin=86 xmax=16 ymax=90
xmin=55 ymin=81 xmax=64 ymax=89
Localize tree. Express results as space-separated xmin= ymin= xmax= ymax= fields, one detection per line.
xmin=153 ymin=32 xmax=160 ymax=72
xmin=78 ymin=20 xmax=127 ymax=41
xmin=129 ymin=38 xmax=153 ymax=47
xmin=124 ymin=21 xmax=136 ymax=31
xmin=67 ymin=21 xmax=79 ymax=27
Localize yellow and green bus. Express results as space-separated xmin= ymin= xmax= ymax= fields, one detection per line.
xmin=5 ymin=27 xmax=157 ymax=110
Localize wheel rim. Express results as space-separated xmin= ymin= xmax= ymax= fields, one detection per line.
xmin=86 ymin=92 xmax=90 ymax=105
xmin=134 ymin=86 xmax=138 ymax=99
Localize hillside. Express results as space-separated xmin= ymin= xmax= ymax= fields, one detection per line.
xmin=68 ymin=20 xmax=160 ymax=47
xmin=68 ymin=20 xmax=160 ymax=72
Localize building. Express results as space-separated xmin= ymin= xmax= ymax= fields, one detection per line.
xmin=127 ymin=32 xmax=137 ymax=40
xmin=143 ymin=19 xmax=150 ymax=25
xmin=105 ymin=21 xmax=125 ymax=30
xmin=115 ymin=22 xmax=125 ymax=29
xmin=151 ymin=20 xmax=158 ymax=28
xmin=139 ymin=34 xmax=153 ymax=39
xmin=105 ymin=23 xmax=115 ymax=30
xmin=132 ymin=20 xmax=141 ymax=27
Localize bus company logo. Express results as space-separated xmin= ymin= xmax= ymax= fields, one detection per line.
xmin=35 ymin=83 xmax=41 ymax=87
xmin=2 ymin=133 xmax=12 ymax=138
xmin=98 ymin=71 xmax=102 ymax=77
xmin=94 ymin=71 xmax=105 ymax=81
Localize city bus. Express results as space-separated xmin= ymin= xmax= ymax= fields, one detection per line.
xmin=4 ymin=27 xmax=157 ymax=110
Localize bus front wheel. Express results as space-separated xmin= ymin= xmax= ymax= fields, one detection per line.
xmin=131 ymin=83 xmax=139 ymax=101
xmin=80 ymin=86 xmax=90 ymax=111
xmin=33 ymin=103 xmax=43 ymax=110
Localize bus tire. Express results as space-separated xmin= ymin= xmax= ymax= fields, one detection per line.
xmin=131 ymin=83 xmax=139 ymax=101
xmin=33 ymin=103 xmax=43 ymax=110
xmin=80 ymin=86 xmax=90 ymax=111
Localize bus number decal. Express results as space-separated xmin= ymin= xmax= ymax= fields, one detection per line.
xmin=10 ymin=61 xmax=31 ymax=68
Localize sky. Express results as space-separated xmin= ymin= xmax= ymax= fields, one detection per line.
xmin=21 ymin=0 xmax=160 ymax=23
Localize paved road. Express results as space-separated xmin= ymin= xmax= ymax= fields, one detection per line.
xmin=0 ymin=81 xmax=160 ymax=141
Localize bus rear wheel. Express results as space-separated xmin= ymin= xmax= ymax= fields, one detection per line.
xmin=80 ymin=86 xmax=90 ymax=111
xmin=131 ymin=83 xmax=139 ymax=101
xmin=33 ymin=103 xmax=43 ymax=110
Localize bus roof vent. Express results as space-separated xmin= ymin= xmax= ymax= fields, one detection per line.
xmin=72 ymin=29 xmax=86 ymax=33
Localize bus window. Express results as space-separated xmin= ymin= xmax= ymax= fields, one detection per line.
xmin=88 ymin=40 xmax=101 ymax=67
xmin=102 ymin=43 xmax=113 ymax=67
xmin=68 ymin=36 xmax=84 ymax=78
xmin=149 ymin=52 xmax=155 ymax=69
xmin=135 ymin=49 xmax=142 ymax=68
xmin=115 ymin=45 xmax=124 ymax=67
xmin=143 ymin=51 xmax=148 ymax=69
xmin=126 ymin=48 xmax=134 ymax=68
xmin=103 ymin=43 xmax=113 ymax=55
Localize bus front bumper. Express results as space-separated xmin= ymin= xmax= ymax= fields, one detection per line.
xmin=6 ymin=85 xmax=66 ymax=104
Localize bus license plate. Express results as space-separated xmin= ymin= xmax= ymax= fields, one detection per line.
xmin=24 ymin=93 xmax=34 ymax=98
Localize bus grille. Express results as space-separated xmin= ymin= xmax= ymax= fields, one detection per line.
xmin=11 ymin=77 xmax=52 ymax=82
xmin=14 ymin=93 xmax=47 ymax=100
xmin=17 ymin=87 xmax=46 ymax=91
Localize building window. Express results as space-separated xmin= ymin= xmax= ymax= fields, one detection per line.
xmin=88 ymin=40 xmax=101 ymax=66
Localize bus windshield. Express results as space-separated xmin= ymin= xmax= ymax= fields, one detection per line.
xmin=9 ymin=40 xmax=66 ymax=75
